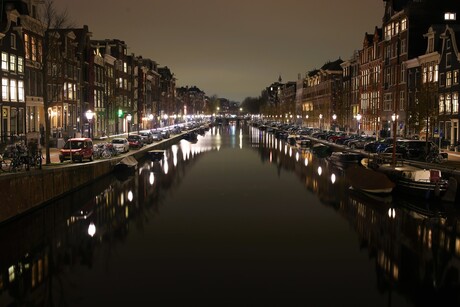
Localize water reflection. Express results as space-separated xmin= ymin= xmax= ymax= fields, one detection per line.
xmin=0 ymin=125 xmax=459 ymax=306
xmin=249 ymin=126 xmax=460 ymax=305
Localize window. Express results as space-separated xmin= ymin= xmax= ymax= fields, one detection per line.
xmin=384 ymin=93 xmax=392 ymax=111
xmin=31 ymin=36 xmax=36 ymax=61
xmin=434 ymin=65 xmax=439 ymax=82
xmin=447 ymin=71 xmax=452 ymax=87
xmin=439 ymin=95 xmax=445 ymax=114
xmin=24 ymin=34 xmax=30 ymax=59
xmin=446 ymin=93 xmax=452 ymax=113
xmin=17 ymin=57 xmax=23 ymax=73
xmin=123 ymin=62 xmax=127 ymax=73
xmin=453 ymin=92 xmax=459 ymax=114
xmin=9 ymin=55 xmax=16 ymax=72
xmin=11 ymin=33 xmax=16 ymax=49
xmin=401 ymin=18 xmax=407 ymax=31
xmin=399 ymin=91 xmax=405 ymax=110
xmin=10 ymin=80 xmax=17 ymax=101
xmin=18 ymin=80 xmax=24 ymax=102
xmin=440 ymin=73 xmax=445 ymax=87
xmin=446 ymin=53 xmax=452 ymax=67
xmin=2 ymin=78 xmax=8 ymax=100
xmin=454 ymin=70 xmax=459 ymax=84
xmin=1 ymin=52 xmax=8 ymax=71
xmin=445 ymin=12 xmax=456 ymax=20
xmin=400 ymin=39 xmax=406 ymax=54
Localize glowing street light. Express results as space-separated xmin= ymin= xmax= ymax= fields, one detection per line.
xmin=85 ymin=110 xmax=94 ymax=139
xmin=356 ymin=113 xmax=362 ymax=135
xmin=126 ymin=114 xmax=132 ymax=137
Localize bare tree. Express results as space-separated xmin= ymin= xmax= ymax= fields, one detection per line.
xmin=39 ymin=0 xmax=72 ymax=164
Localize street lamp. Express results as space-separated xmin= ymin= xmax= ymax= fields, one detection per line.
xmin=332 ymin=114 xmax=337 ymax=131
xmin=391 ymin=113 xmax=399 ymax=137
xmin=126 ymin=114 xmax=132 ymax=137
xmin=319 ymin=114 xmax=323 ymax=130
xmin=85 ymin=110 xmax=94 ymax=139
xmin=356 ymin=113 xmax=362 ymax=135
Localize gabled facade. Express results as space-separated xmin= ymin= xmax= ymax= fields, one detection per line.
xmin=359 ymin=27 xmax=383 ymax=136
xmin=0 ymin=1 xmax=38 ymax=145
xmin=303 ymin=58 xmax=343 ymax=131
xmin=382 ymin=0 xmax=460 ymax=137
xmin=92 ymin=39 xmax=132 ymax=134
xmin=438 ymin=24 xmax=460 ymax=146
xmin=340 ymin=51 xmax=360 ymax=132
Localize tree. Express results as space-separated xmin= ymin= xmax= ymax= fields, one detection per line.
xmin=39 ymin=0 xmax=72 ymax=164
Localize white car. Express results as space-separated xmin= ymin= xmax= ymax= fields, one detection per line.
xmin=111 ymin=138 xmax=130 ymax=153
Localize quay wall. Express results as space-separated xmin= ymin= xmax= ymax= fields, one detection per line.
xmin=0 ymin=134 xmax=183 ymax=224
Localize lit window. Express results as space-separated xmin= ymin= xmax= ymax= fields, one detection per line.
xmin=1 ymin=52 xmax=8 ymax=71
xmin=24 ymin=34 xmax=30 ymax=59
xmin=401 ymin=18 xmax=407 ymax=31
xmin=17 ymin=57 xmax=24 ymax=73
xmin=447 ymin=71 xmax=452 ymax=87
xmin=453 ymin=92 xmax=459 ymax=114
xmin=18 ymin=80 xmax=24 ymax=102
xmin=9 ymin=55 xmax=16 ymax=72
xmin=445 ymin=12 xmax=456 ymax=20
xmin=2 ymin=78 xmax=8 ymax=100
xmin=10 ymin=79 xmax=17 ymax=101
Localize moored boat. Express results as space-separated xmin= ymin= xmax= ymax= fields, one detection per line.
xmin=311 ymin=143 xmax=332 ymax=158
xmin=327 ymin=151 xmax=364 ymax=168
xmin=114 ymin=156 xmax=138 ymax=173
xmin=147 ymin=150 xmax=165 ymax=161
xmin=346 ymin=165 xmax=395 ymax=194
xmin=376 ymin=164 xmax=449 ymax=200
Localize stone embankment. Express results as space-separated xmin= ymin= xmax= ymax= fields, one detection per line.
xmin=0 ymin=134 xmax=183 ymax=224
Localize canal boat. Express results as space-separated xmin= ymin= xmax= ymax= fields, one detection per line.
xmin=114 ymin=156 xmax=138 ymax=173
xmin=311 ymin=143 xmax=332 ymax=158
xmin=147 ymin=150 xmax=165 ymax=161
xmin=327 ymin=151 xmax=364 ymax=168
xmin=375 ymin=164 xmax=449 ymax=200
xmin=183 ymin=131 xmax=198 ymax=142
xmin=346 ymin=165 xmax=395 ymax=194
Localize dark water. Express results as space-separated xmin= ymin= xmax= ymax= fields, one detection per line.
xmin=1 ymin=124 xmax=460 ymax=306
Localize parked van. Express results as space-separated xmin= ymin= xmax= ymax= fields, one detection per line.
xmin=59 ymin=138 xmax=94 ymax=163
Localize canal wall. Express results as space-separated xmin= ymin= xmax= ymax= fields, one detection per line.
xmin=0 ymin=134 xmax=183 ymax=224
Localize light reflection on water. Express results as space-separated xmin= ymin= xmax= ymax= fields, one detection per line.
xmin=0 ymin=124 xmax=459 ymax=306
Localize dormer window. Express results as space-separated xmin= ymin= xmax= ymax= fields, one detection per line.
xmin=445 ymin=12 xmax=456 ymax=20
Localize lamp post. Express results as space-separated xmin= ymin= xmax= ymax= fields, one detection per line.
xmin=85 ymin=110 xmax=94 ymax=139
xmin=391 ymin=113 xmax=399 ymax=137
xmin=356 ymin=113 xmax=362 ymax=135
xmin=332 ymin=114 xmax=337 ymax=131
xmin=126 ymin=114 xmax=132 ymax=137
xmin=319 ymin=114 xmax=323 ymax=131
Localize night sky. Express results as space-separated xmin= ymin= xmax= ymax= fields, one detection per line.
xmin=55 ymin=0 xmax=384 ymax=102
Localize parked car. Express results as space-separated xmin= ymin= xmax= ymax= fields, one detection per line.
xmin=161 ymin=129 xmax=171 ymax=139
xmin=111 ymin=138 xmax=130 ymax=153
xmin=59 ymin=138 xmax=94 ymax=163
xmin=347 ymin=136 xmax=376 ymax=149
xmin=151 ymin=130 xmax=163 ymax=142
xmin=139 ymin=131 xmax=153 ymax=144
xmin=127 ymin=135 xmax=143 ymax=148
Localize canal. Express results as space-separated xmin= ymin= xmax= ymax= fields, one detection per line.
xmin=1 ymin=124 xmax=459 ymax=306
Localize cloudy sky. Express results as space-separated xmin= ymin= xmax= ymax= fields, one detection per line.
xmin=55 ymin=0 xmax=384 ymax=102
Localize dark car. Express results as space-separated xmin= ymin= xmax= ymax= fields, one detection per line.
xmin=139 ymin=131 xmax=153 ymax=144
xmin=151 ymin=131 xmax=163 ymax=142
xmin=347 ymin=136 xmax=376 ymax=149
xmin=398 ymin=140 xmax=439 ymax=161
xmin=364 ymin=138 xmax=396 ymax=153
xmin=127 ymin=135 xmax=143 ymax=148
